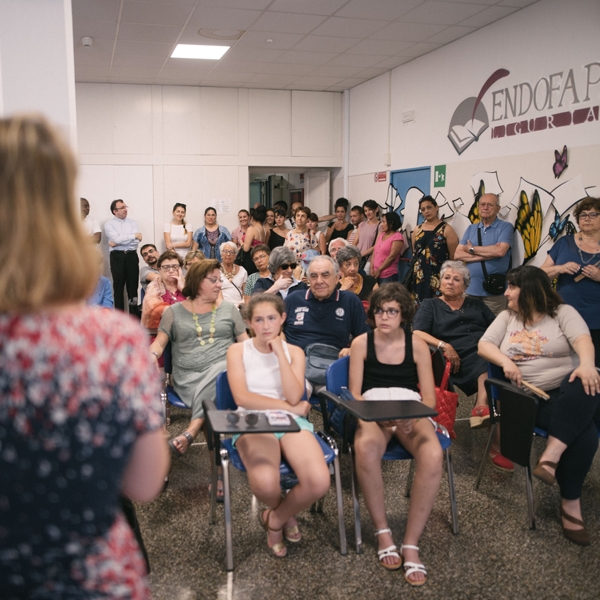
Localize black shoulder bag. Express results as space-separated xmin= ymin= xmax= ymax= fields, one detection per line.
xmin=477 ymin=228 xmax=506 ymax=295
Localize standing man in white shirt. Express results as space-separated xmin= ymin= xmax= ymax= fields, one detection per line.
xmin=80 ymin=197 xmax=101 ymax=244
xmin=105 ymin=199 xmax=142 ymax=311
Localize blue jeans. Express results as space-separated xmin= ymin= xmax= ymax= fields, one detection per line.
xmin=378 ymin=275 xmax=398 ymax=286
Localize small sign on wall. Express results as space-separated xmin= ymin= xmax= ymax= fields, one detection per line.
xmin=374 ymin=171 xmax=387 ymax=183
xmin=434 ymin=165 xmax=446 ymax=188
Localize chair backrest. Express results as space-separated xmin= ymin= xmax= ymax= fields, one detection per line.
xmin=326 ymin=356 xmax=350 ymax=395
xmin=163 ymin=341 xmax=173 ymax=375
xmin=484 ymin=378 xmax=538 ymax=468
xmin=216 ymin=371 xmax=238 ymax=411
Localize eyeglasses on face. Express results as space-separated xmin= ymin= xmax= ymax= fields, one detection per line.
xmin=253 ymin=253 xmax=268 ymax=262
xmin=161 ymin=264 xmax=180 ymax=271
xmin=479 ymin=202 xmax=498 ymax=208
xmin=141 ymin=250 xmax=155 ymax=258
xmin=222 ymin=249 xmax=237 ymax=255
xmin=279 ymin=263 xmax=297 ymax=271
xmin=205 ymin=277 xmax=220 ymax=284
xmin=374 ymin=308 xmax=400 ymax=318
xmin=579 ymin=212 xmax=600 ymax=220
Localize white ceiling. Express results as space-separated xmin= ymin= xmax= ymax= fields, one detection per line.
xmin=73 ymin=0 xmax=539 ymax=91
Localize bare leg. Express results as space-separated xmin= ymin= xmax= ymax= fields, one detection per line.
xmin=535 ymin=436 xmax=568 ymax=481
xmin=353 ymin=420 xmax=399 ymax=567
xmin=396 ymin=420 xmax=443 ymax=584
xmin=474 ymin=372 xmax=488 ymax=408
xmin=561 ymin=497 xmax=585 ymax=531
xmin=170 ymin=417 xmax=204 ymax=454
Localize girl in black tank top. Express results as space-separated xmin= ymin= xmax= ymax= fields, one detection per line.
xmin=346 ymin=283 xmax=441 ymax=586
xmin=362 ymin=328 xmax=419 ymax=394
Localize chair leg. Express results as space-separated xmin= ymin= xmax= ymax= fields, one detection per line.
xmin=525 ymin=465 xmax=536 ymax=530
xmin=405 ymin=460 xmax=415 ymax=498
xmin=349 ymin=445 xmax=363 ymax=554
xmin=445 ymin=447 xmax=460 ymax=535
xmin=332 ymin=454 xmax=347 ymax=555
xmin=475 ymin=423 xmax=497 ymax=490
xmin=219 ymin=450 xmax=234 ymax=572
xmin=210 ymin=455 xmax=218 ymax=525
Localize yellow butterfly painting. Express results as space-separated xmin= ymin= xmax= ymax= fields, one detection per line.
xmin=515 ymin=189 xmax=542 ymax=263
xmin=468 ymin=180 xmax=484 ymax=223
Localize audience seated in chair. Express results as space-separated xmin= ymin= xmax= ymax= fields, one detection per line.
xmin=348 ymin=283 xmax=442 ymax=586
xmin=413 ymin=260 xmax=495 ymax=430
xmin=252 ymin=246 xmax=308 ymax=300
xmin=478 ymin=265 xmax=600 ymax=546
xmin=226 ymin=295 xmax=330 ymax=558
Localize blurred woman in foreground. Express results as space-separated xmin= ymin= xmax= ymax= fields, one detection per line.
xmin=0 ymin=114 xmax=169 ymax=599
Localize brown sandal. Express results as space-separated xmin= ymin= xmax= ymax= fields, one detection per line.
xmin=532 ymin=460 xmax=557 ymax=486
xmin=259 ymin=509 xmax=287 ymax=558
xmin=560 ymin=506 xmax=590 ymax=546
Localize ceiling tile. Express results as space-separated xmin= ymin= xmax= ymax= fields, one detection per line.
xmin=346 ymin=39 xmax=414 ymax=56
xmin=201 ymin=70 xmax=254 ymax=82
xmin=176 ymin=26 xmax=239 ymax=45
xmin=269 ymin=0 xmax=347 ymax=16
xmin=114 ymin=40 xmax=175 ymax=56
xmin=399 ymin=41 xmax=442 ymax=57
xmin=202 ymin=79 xmax=249 ymax=87
xmin=311 ymin=17 xmax=389 ymax=38
xmin=369 ymin=21 xmax=447 ymax=41
xmin=459 ymin=5 xmax=520 ymax=27
xmin=111 ymin=54 xmax=168 ymax=68
xmin=72 ymin=0 xmax=121 ymax=22
xmin=353 ymin=67 xmax=391 ymax=78
xmin=336 ymin=77 xmax=369 ymax=88
xmin=110 ymin=66 xmax=162 ymax=78
xmin=224 ymin=47 xmax=284 ymax=63
xmin=292 ymin=35 xmax=361 ymax=54
xmin=76 ymin=65 xmax=111 ymax=78
xmin=134 ymin=0 xmax=197 ymax=4
xmin=210 ymin=59 xmax=265 ymax=73
xmin=286 ymin=84 xmax=335 ymax=91
xmin=162 ymin=58 xmax=216 ymax=71
xmin=251 ymin=62 xmax=314 ymax=76
xmin=497 ymin=0 xmax=540 ymax=6
xmin=275 ymin=50 xmax=338 ymax=66
xmin=109 ymin=76 xmax=158 ymax=83
xmin=157 ymin=68 xmax=214 ymax=79
xmin=425 ymin=25 xmax=476 ymax=44
xmin=435 ymin=0 xmax=497 ymax=4
xmin=121 ymin=1 xmax=194 ymax=26
xmin=235 ymin=31 xmax=304 ymax=50
xmin=117 ymin=22 xmax=182 ymax=43
xmin=155 ymin=79 xmax=200 ymax=86
xmin=336 ymin=0 xmax=423 ymax=21
xmin=248 ymin=73 xmax=298 ymax=85
xmin=325 ymin=53 xmax=389 ymax=68
xmin=251 ymin=12 xmax=328 ymax=34
xmin=373 ymin=56 xmax=413 ymax=69
xmin=198 ymin=0 xmax=272 ymax=9
xmin=311 ymin=65 xmax=364 ymax=78
xmin=400 ymin=1 xmax=487 ymax=25
xmin=77 ymin=76 xmax=110 ymax=83
xmin=73 ymin=19 xmax=118 ymax=39
xmin=293 ymin=75 xmax=344 ymax=86
xmin=187 ymin=6 xmax=262 ymax=29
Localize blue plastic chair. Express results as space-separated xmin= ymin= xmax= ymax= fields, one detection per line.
xmin=321 ymin=356 xmax=459 ymax=553
xmin=204 ymin=371 xmax=347 ymax=571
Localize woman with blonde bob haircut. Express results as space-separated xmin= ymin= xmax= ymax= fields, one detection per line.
xmin=0 ymin=114 xmax=169 ymax=598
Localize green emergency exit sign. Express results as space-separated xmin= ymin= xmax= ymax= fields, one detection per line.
xmin=434 ymin=165 xmax=446 ymax=187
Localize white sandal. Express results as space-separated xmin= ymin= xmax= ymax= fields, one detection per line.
xmin=401 ymin=544 xmax=427 ymax=586
xmin=374 ymin=528 xmax=402 ymax=571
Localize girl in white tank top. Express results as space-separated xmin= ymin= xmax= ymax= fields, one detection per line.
xmin=226 ymin=295 xmax=330 ymax=559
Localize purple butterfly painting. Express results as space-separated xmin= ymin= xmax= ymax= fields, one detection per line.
xmin=553 ymin=145 xmax=568 ymax=179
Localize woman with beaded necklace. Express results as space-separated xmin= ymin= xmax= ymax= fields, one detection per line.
xmin=149 ymin=260 xmax=248 ymax=466
xmin=541 ymin=196 xmax=600 ymax=366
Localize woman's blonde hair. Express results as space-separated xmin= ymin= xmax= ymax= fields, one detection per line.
xmin=0 ymin=114 xmax=98 ymax=311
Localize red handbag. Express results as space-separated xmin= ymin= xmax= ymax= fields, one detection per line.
xmin=434 ymin=359 xmax=459 ymax=439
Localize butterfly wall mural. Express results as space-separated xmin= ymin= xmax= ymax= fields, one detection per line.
xmin=553 ymin=145 xmax=568 ymax=179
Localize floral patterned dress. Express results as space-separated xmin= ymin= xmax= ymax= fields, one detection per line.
xmin=284 ymin=229 xmax=317 ymax=261
xmin=412 ymin=223 xmax=450 ymax=303
xmin=0 ymin=308 xmax=163 ymax=599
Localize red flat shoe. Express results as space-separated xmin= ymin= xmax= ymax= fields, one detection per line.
xmin=488 ymin=448 xmax=514 ymax=472
xmin=470 ymin=406 xmax=490 ymax=429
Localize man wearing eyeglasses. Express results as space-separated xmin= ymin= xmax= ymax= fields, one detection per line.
xmin=139 ymin=244 xmax=160 ymax=292
xmin=283 ymin=255 xmax=369 ymax=355
xmin=454 ymin=193 xmax=513 ymax=315
xmin=105 ymin=199 xmax=142 ymax=311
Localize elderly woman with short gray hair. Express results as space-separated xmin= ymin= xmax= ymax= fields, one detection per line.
xmin=219 ymin=240 xmax=247 ymax=308
xmin=336 ymin=245 xmax=378 ymax=301
xmin=252 ymin=246 xmax=308 ymax=299
xmin=413 ymin=260 xmax=496 ymax=428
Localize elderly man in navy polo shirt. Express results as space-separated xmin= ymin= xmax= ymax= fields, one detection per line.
xmin=284 ymin=255 xmax=369 ymax=357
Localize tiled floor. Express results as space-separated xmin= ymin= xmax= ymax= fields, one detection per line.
xmin=136 ymin=396 xmax=600 ymax=600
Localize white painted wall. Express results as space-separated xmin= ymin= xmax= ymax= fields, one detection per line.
xmin=76 ymin=84 xmax=344 ymax=267
xmin=348 ymin=0 xmax=600 ymax=266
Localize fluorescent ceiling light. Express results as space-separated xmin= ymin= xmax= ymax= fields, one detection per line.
xmin=171 ymin=44 xmax=229 ymax=60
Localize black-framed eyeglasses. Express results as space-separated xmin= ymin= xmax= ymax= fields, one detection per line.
xmin=374 ymin=308 xmax=400 ymax=317
xmin=161 ymin=264 xmax=180 ymax=271
xmin=579 ymin=212 xmax=600 ymax=220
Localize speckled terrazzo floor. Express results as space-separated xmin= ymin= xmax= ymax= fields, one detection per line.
xmin=135 ymin=394 xmax=600 ymax=600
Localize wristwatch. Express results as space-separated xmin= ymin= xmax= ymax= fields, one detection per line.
xmin=468 ymin=246 xmax=475 ymax=255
